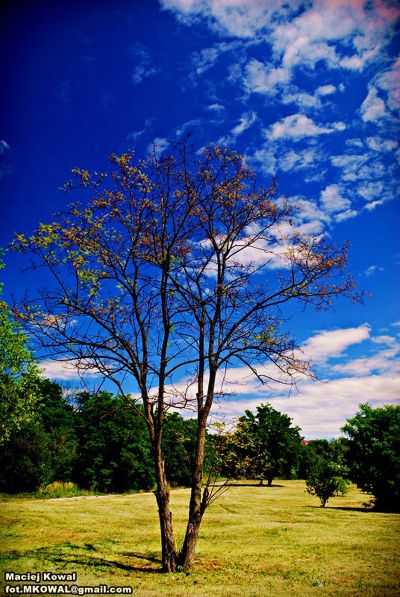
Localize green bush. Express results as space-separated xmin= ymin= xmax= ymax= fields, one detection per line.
xmin=306 ymin=459 xmax=349 ymax=507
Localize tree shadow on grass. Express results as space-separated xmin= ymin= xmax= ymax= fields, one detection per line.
xmin=225 ymin=482 xmax=285 ymax=488
xmin=1 ymin=543 xmax=163 ymax=574
xmin=304 ymin=505 xmax=373 ymax=513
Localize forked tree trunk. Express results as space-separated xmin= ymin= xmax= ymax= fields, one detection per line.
xmin=153 ymin=446 xmax=178 ymax=572
xmin=178 ymin=414 xmax=208 ymax=571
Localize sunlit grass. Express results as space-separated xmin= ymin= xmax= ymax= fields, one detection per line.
xmin=1 ymin=481 xmax=399 ymax=596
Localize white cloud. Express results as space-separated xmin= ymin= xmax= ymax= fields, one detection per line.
xmin=218 ymin=111 xmax=257 ymax=146
xmin=282 ymin=90 xmax=321 ymax=109
xmin=280 ymin=149 xmax=321 ymax=173
xmin=232 ymin=111 xmax=257 ymax=136
xmin=40 ymin=360 xmax=101 ymax=381
xmin=376 ymin=57 xmax=400 ymax=112
xmin=301 ymin=325 xmax=371 ymax=364
xmin=160 ymin=0 xmax=297 ymax=39
xmin=366 ymin=136 xmax=398 ymax=152
xmin=331 ymin=153 xmax=369 ymax=181
xmin=363 ymin=265 xmax=384 ymax=277
xmin=335 ymin=209 xmax=358 ymax=222
xmin=268 ymin=114 xmax=345 ymax=140
xmin=316 ymin=84 xmax=336 ymax=96
xmin=190 ymin=40 xmax=241 ymax=77
xmin=371 ymin=335 xmax=396 ymax=345
xmin=169 ymin=323 xmax=399 ymax=438
xmin=244 ymin=59 xmax=290 ymax=96
xmin=147 ymin=137 xmax=170 ymax=156
xmin=130 ymin=43 xmax=157 ymax=84
xmin=320 ymin=184 xmax=351 ymax=213
xmin=210 ymin=374 xmax=400 ymax=439
xmin=360 ymin=86 xmax=387 ymax=122
xmin=251 ymin=146 xmax=277 ymax=175
xmin=358 ymin=181 xmax=384 ymax=201
xmin=206 ymin=102 xmax=225 ymax=112
xmin=332 ymin=348 xmax=400 ymax=377
xmin=162 ymin=0 xmax=400 ymax=102
xmin=364 ymin=199 xmax=385 ymax=211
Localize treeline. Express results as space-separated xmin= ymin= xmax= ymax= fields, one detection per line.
xmin=0 ymin=380 xmax=199 ymax=493
xmin=0 ymin=381 xmax=343 ymax=494
xmin=1 ymin=380 xmax=399 ymax=512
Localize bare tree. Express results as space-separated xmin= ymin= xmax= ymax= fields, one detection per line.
xmin=12 ymin=140 xmax=358 ymax=571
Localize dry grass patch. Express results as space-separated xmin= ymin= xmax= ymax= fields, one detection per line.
xmin=1 ymin=481 xmax=399 ymax=596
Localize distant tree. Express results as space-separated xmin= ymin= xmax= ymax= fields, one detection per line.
xmin=0 ymin=379 xmax=77 ymax=493
xmin=162 ymin=413 xmax=198 ymax=487
xmin=306 ymin=459 xmax=349 ymax=507
xmin=342 ymin=404 xmax=400 ymax=511
xmin=12 ymin=141 xmax=358 ymax=571
xmin=234 ymin=403 xmax=303 ymax=485
xmin=74 ymin=392 xmax=155 ymax=492
xmin=0 ymin=420 xmax=51 ymax=493
xmin=298 ymin=438 xmax=348 ymax=479
xmin=38 ymin=379 xmax=78 ymax=481
xmin=209 ymin=423 xmax=242 ymax=480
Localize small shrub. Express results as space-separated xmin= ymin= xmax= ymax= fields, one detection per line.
xmin=36 ymin=481 xmax=89 ymax=498
xmin=306 ymin=460 xmax=349 ymax=507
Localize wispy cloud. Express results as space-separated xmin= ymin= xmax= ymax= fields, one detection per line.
xmin=147 ymin=137 xmax=170 ymax=156
xmin=0 ymin=140 xmax=10 ymax=154
xmin=363 ymin=264 xmax=384 ymax=277
xmin=301 ymin=325 xmax=371 ymax=365
xmin=218 ymin=111 xmax=257 ymax=145
xmin=40 ymin=360 xmax=101 ymax=381
xmin=268 ymin=114 xmax=345 ymax=140
xmin=130 ymin=43 xmax=157 ymax=84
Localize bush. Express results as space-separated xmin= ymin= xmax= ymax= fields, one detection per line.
xmin=37 ymin=481 xmax=87 ymax=498
xmin=306 ymin=459 xmax=349 ymax=507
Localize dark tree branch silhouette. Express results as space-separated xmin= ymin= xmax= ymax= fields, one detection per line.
xmin=12 ymin=139 xmax=359 ymax=571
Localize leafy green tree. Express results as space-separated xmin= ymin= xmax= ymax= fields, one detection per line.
xmin=234 ymin=404 xmax=303 ymax=485
xmin=74 ymin=391 xmax=155 ymax=492
xmin=0 ymin=379 xmax=77 ymax=493
xmin=298 ymin=438 xmax=348 ymax=479
xmin=342 ymin=404 xmax=400 ymax=511
xmin=38 ymin=379 xmax=78 ymax=481
xmin=0 ymin=287 xmax=40 ymax=444
xmin=12 ymin=142 xmax=357 ymax=571
xmin=162 ymin=413 xmax=197 ymax=487
xmin=306 ymin=459 xmax=349 ymax=507
xmin=209 ymin=423 xmax=242 ymax=480
xmin=0 ymin=420 xmax=52 ymax=493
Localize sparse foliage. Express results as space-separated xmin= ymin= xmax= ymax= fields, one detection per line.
xmin=12 ymin=140 xmax=358 ymax=570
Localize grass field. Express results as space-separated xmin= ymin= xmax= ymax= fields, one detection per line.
xmin=1 ymin=481 xmax=399 ymax=596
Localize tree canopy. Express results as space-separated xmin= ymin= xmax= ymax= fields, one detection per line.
xmin=214 ymin=403 xmax=303 ymax=485
xmin=11 ymin=140 xmax=358 ymax=571
xmin=0 ymin=271 xmax=40 ymax=444
xmin=342 ymin=403 xmax=400 ymax=512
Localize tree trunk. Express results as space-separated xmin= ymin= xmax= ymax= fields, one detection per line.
xmin=267 ymin=474 xmax=273 ymax=487
xmin=178 ymin=413 xmax=208 ymax=571
xmin=153 ymin=445 xmax=178 ymax=572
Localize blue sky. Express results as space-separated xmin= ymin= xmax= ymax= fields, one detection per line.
xmin=1 ymin=0 xmax=399 ymax=438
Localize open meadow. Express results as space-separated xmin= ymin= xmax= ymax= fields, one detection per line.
xmin=1 ymin=481 xmax=399 ymax=596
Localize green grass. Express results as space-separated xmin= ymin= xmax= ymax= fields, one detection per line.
xmin=1 ymin=481 xmax=399 ymax=596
